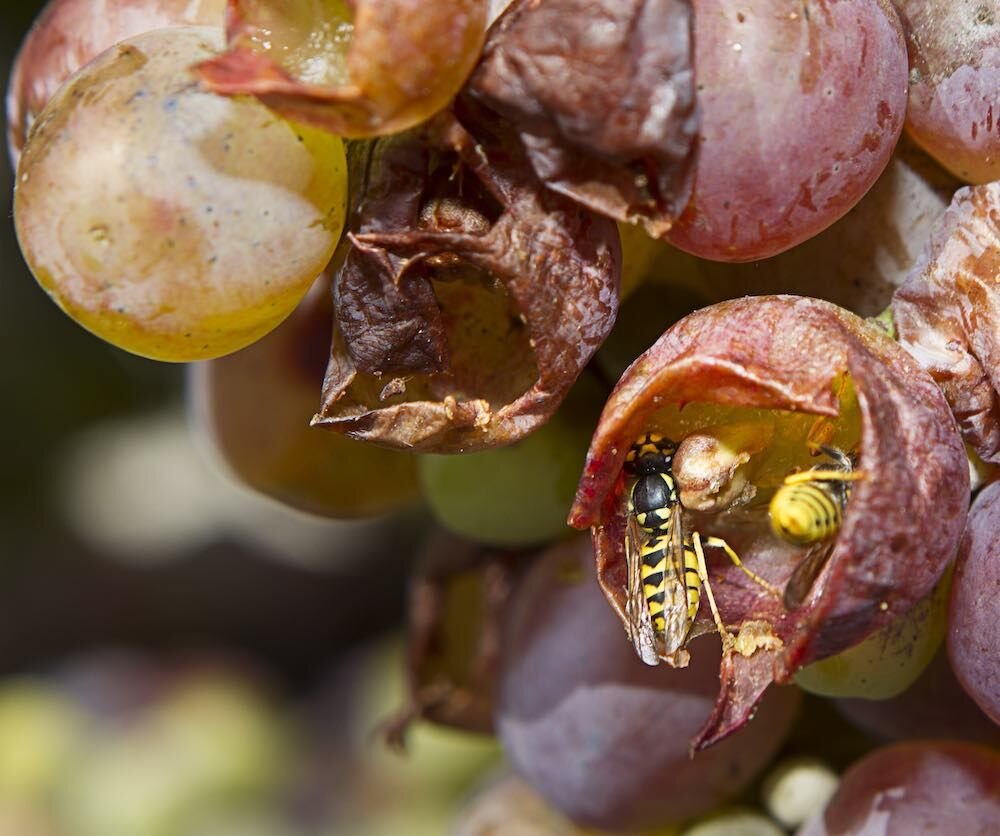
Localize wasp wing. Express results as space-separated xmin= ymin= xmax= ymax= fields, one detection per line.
xmin=783 ymin=541 xmax=834 ymax=610
xmin=660 ymin=504 xmax=692 ymax=656
xmin=624 ymin=512 xmax=660 ymax=666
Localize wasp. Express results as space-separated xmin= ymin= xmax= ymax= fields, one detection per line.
xmin=624 ymin=433 xmax=779 ymax=665
xmin=769 ymin=446 xmax=865 ymax=609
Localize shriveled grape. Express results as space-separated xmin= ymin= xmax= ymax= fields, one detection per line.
xmin=496 ymin=538 xmax=800 ymax=831
xmin=800 ymin=741 xmax=1000 ymax=836
xmin=666 ymin=0 xmax=908 ymax=261
xmin=14 ymin=27 xmax=347 ymax=362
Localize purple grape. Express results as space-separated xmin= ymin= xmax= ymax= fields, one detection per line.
xmin=495 ymin=537 xmax=800 ymax=831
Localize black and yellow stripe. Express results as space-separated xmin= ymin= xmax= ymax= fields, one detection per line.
xmin=769 ymin=480 xmax=843 ymax=545
xmin=638 ymin=534 xmax=700 ymax=631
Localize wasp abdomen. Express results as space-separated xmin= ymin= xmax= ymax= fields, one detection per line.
xmin=770 ymin=481 xmax=842 ymax=546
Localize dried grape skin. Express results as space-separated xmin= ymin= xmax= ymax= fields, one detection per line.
xmin=799 ymin=741 xmax=1000 ymax=836
xmin=895 ymin=0 xmax=1000 ymax=183
xmin=666 ymin=0 xmax=908 ymax=261
xmin=496 ymin=537 xmax=800 ymax=831
xmin=197 ymin=0 xmax=488 ymax=138
xmin=14 ymin=27 xmax=347 ymax=362
xmin=892 ymin=182 xmax=1000 ymax=462
xmin=948 ymin=479 xmax=1000 ymax=723
xmin=467 ymin=0 xmax=697 ymax=236
xmin=5 ymin=0 xmax=226 ymax=167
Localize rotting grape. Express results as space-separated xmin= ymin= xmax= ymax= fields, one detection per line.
xmin=5 ymin=0 xmax=226 ymax=166
xmin=14 ymin=26 xmax=347 ymax=362
xmin=666 ymin=0 xmax=909 ymax=261
xmin=188 ymin=272 xmax=420 ymax=519
xmin=799 ymin=741 xmax=1000 ymax=836
xmin=496 ymin=537 xmax=800 ymax=831
xmin=894 ymin=0 xmax=1000 ymax=183
xmin=197 ymin=0 xmax=488 ymax=138
xmin=569 ymin=296 xmax=968 ymax=748
xmin=948 ymin=479 xmax=1000 ymax=723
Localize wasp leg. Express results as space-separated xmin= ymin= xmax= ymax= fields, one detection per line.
xmin=691 ymin=532 xmax=734 ymax=652
xmin=700 ymin=534 xmax=782 ymax=598
xmin=781 ymin=469 xmax=867 ymax=487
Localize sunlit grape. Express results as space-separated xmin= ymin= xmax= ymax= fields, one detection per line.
xmin=14 ymin=27 xmax=347 ymax=361
xmin=5 ymin=0 xmax=226 ymax=166
xmin=666 ymin=0 xmax=908 ymax=261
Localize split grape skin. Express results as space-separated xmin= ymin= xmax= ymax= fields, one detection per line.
xmin=197 ymin=0 xmax=489 ymax=138
xmin=496 ymin=536 xmax=800 ymax=831
xmin=14 ymin=27 xmax=348 ymax=362
xmin=5 ymin=0 xmax=226 ymax=167
xmin=893 ymin=181 xmax=1000 ymax=463
xmin=666 ymin=0 xmax=909 ymax=261
xmin=569 ymin=296 xmax=969 ymax=748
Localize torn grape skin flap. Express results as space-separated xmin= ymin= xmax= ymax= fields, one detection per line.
xmin=568 ymin=295 xmax=968 ymax=749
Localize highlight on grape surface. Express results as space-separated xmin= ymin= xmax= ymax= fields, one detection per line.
xmin=4 ymin=0 xmax=1000 ymax=833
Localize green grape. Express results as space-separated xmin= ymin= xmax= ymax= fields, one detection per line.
xmin=14 ymin=26 xmax=347 ymax=362
xmin=419 ymin=375 xmax=604 ymax=546
xmin=795 ymin=567 xmax=952 ymax=699
xmin=680 ymin=808 xmax=783 ymax=836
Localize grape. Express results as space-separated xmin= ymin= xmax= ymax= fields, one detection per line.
xmin=419 ymin=374 xmax=605 ymax=546
xmin=799 ymin=741 xmax=1000 ymax=836
xmin=680 ymin=808 xmax=783 ymax=836
xmin=832 ymin=648 xmax=1000 ymax=746
xmin=5 ymin=0 xmax=226 ymax=166
xmin=198 ymin=0 xmax=488 ymax=138
xmin=496 ymin=538 xmax=800 ymax=831
xmin=666 ymin=0 xmax=908 ymax=262
xmin=14 ymin=26 xmax=347 ymax=362
xmin=948 ymin=479 xmax=1000 ymax=723
xmin=760 ymin=756 xmax=839 ymax=831
xmin=895 ymin=0 xmax=1000 ymax=183
xmin=794 ymin=567 xmax=951 ymax=699
xmin=452 ymin=774 xmax=586 ymax=836
xmin=188 ymin=273 xmax=421 ymax=519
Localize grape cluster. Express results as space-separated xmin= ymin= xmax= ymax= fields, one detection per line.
xmin=8 ymin=0 xmax=1000 ymax=833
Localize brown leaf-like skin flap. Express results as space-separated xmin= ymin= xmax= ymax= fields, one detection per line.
xmin=197 ymin=0 xmax=487 ymax=138
xmin=467 ymin=0 xmax=697 ymax=237
xmin=314 ymin=115 xmax=621 ymax=453
xmin=893 ymin=183 xmax=1000 ymax=463
xmin=568 ymin=296 xmax=968 ymax=747
xmin=385 ymin=532 xmax=527 ymax=741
